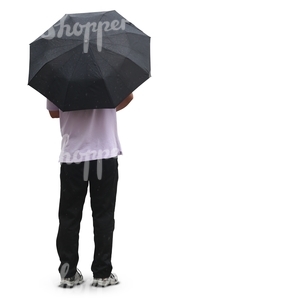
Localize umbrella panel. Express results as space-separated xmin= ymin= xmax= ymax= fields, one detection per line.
xmin=28 ymin=11 xmax=151 ymax=111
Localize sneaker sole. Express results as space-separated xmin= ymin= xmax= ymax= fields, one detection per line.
xmin=92 ymin=281 xmax=119 ymax=288
xmin=59 ymin=280 xmax=84 ymax=288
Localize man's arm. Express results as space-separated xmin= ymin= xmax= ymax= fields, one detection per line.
xmin=47 ymin=99 xmax=60 ymax=118
xmin=49 ymin=110 xmax=59 ymax=118
xmin=116 ymin=93 xmax=134 ymax=111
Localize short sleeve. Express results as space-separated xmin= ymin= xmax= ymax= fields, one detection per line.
xmin=46 ymin=99 xmax=59 ymax=111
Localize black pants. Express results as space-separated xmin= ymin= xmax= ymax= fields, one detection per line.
xmin=56 ymin=158 xmax=118 ymax=279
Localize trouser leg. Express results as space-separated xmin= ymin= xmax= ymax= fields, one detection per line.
xmin=89 ymin=158 xmax=119 ymax=278
xmin=56 ymin=162 xmax=88 ymax=278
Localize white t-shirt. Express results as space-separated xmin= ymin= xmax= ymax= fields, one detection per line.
xmin=47 ymin=100 xmax=122 ymax=163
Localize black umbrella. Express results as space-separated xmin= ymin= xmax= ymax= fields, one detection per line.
xmin=28 ymin=10 xmax=151 ymax=111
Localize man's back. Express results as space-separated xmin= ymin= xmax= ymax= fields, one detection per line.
xmin=47 ymin=100 xmax=122 ymax=163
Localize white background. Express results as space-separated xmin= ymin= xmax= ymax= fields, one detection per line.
xmin=1 ymin=0 xmax=300 ymax=299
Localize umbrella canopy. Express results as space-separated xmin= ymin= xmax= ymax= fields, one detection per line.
xmin=28 ymin=10 xmax=151 ymax=111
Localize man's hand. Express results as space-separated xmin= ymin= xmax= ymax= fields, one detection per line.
xmin=49 ymin=110 xmax=59 ymax=118
xmin=116 ymin=93 xmax=134 ymax=111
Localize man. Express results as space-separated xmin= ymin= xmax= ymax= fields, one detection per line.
xmin=47 ymin=93 xmax=133 ymax=288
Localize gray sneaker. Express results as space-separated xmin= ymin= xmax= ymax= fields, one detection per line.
xmin=92 ymin=273 xmax=119 ymax=287
xmin=59 ymin=269 xmax=84 ymax=288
